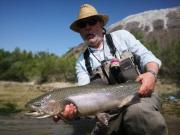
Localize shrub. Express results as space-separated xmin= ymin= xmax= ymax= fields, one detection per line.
xmin=0 ymin=48 xmax=77 ymax=83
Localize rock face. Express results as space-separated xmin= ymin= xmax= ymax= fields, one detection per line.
xmin=108 ymin=7 xmax=180 ymax=32
xmin=108 ymin=6 xmax=180 ymax=47
xmin=63 ymin=43 xmax=87 ymax=58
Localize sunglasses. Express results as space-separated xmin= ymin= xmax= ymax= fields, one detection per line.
xmin=77 ymin=18 xmax=99 ymax=29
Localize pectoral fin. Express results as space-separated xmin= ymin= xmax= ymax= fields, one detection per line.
xmin=96 ymin=113 xmax=111 ymax=126
xmin=118 ymin=93 xmax=140 ymax=108
xmin=25 ymin=111 xmax=43 ymax=116
xmin=36 ymin=114 xmax=51 ymax=119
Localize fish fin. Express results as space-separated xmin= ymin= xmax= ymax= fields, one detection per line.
xmin=118 ymin=93 xmax=140 ymax=108
xmin=83 ymin=115 xmax=96 ymax=119
xmin=24 ymin=112 xmax=44 ymax=117
xmin=96 ymin=113 xmax=110 ymax=126
xmin=25 ymin=111 xmax=42 ymax=116
xmin=36 ymin=114 xmax=51 ymax=119
xmin=52 ymin=112 xmax=72 ymax=123
xmin=56 ymin=113 xmax=68 ymax=122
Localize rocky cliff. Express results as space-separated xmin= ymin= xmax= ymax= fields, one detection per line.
xmin=108 ymin=6 xmax=180 ymax=47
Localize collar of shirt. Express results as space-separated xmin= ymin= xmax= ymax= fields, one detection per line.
xmin=88 ymin=42 xmax=104 ymax=53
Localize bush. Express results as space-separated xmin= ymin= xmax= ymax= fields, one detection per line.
xmin=0 ymin=48 xmax=76 ymax=83
xmin=132 ymin=31 xmax=180 ymax=82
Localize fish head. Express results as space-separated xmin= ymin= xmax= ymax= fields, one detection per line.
xmin=25 ymin=94 xmax=64 ymax=118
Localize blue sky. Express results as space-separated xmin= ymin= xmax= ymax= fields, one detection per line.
xmin=0 ymin=0 xmax=180 ymax=56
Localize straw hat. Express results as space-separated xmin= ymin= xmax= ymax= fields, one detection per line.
xmin=70 ymin=4 xmax=109 ymax=32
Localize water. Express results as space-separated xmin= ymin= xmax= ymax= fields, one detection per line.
xmin=0 ymin=114 xmax=95 ymax=135
xmin=0 ymin=113 xmax=180 ymax=135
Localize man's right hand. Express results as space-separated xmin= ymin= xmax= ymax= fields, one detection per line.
xmin=63 ymin=103 xmax=77 ymax=119
xmin=53 ymin=103 xmax=77 ymax=122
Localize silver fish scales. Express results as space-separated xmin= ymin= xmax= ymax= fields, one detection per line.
xmin=25 ymin=81 xmax=139 ymax=119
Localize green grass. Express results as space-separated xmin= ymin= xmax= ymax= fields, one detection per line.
xmin=0 ymin=81 xmax=44 ymax=115
xmin=0 ymin=102 xmax=21 ymax=116
xmin=0 ymin=81 xmax=75 ymax=116
xmin=175 ymin=109 xmax=180 ymax=117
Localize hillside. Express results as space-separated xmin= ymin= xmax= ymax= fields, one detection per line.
xmin=108 ymin=6 xmax=180 ymax=47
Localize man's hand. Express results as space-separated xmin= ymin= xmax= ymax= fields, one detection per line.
xmin=136 ymin=72 xmax=156 ymax=97
xmin=53 ymin=103 xmax=77 ymax=122
xmin=63 ymin=103 xmax=77 ymax=119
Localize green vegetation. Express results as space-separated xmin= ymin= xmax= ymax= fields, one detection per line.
xmin=162 ymin=100 xmax=180 ymax=117
xmin=0 ymin=81 xmax=44 ymax=115
xmin=132 ymin=31 xmax=180 ymax=82
xmin=144 ymin=40 xmax=180 ymax=81
xmin=0 ymin=103 xmax=21 ymax=116
xmin=0 ymin=48 xmax=76 ymax=83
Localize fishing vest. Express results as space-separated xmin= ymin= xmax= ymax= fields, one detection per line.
xmin=83 ymin=33 xmax=140 ymax=84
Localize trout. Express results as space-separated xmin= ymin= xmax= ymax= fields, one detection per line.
xmin=25 ymin=81 xmax=139 ymax=124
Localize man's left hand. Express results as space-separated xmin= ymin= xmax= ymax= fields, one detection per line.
xmin=136 ymin=72 xmax=156 ymax=97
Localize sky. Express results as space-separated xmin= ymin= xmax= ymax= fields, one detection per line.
xmin=0 ymin=0 xmax=180 ymax=56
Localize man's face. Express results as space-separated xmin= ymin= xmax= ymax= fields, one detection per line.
xmin=77 ymin=17 xmax=104 ymax=48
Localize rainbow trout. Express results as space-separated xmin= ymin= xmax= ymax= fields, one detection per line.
xmin=25 ymin=81 xmax=139 ymax=124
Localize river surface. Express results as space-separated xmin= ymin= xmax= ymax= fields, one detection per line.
xmin=0 ymin=113 xmax=95 ymax=135
xmin=0 ymin=113 xmax=180 ymax=135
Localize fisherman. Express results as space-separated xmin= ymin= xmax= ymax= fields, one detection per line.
xmin=54 ymin=4 xmax=168 ymax=135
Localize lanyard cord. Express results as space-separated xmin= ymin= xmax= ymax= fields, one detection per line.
xmin=88 ymin=39 xmax=106 ymax=64
xmin=88 ymin=39 xmax=112 ymax=84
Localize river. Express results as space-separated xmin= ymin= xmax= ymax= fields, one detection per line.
xmin=0 ymin=113 xmax=95 ymax=135
xmin=0 ymin=113 xmax=180 ymax=135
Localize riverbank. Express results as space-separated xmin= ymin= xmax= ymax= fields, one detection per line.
xmin=0 ymin=81 xmax=76 ymax=115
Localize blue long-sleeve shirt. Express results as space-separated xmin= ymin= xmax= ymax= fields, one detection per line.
xmin=76 ymin=30 xmax=161 ymax=86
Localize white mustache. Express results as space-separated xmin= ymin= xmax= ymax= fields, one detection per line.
xmin=85 ymin=33 xmax=95 ymax=38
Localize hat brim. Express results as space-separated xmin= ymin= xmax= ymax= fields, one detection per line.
xmin=70 ymin=14 xmax=109 ymax=32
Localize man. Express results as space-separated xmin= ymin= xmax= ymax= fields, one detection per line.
xmin=54 ymin=4 xmax=168 ymax=135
